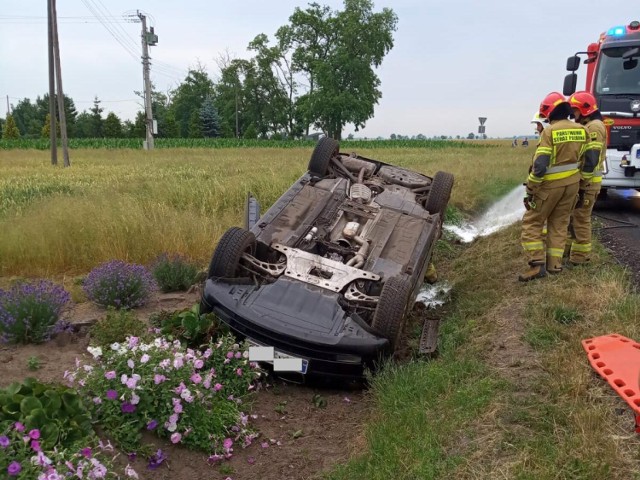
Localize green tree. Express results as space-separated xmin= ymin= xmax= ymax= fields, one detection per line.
xmin=122 ymin=120 xmax=135 ymax=138
xmin=10 ymin=99 xmax=40 ymax=137
xmin=0 ymin=118 xmax=4 ymax=137
xmin=103 ymin=112 xmax=123 ymax=138
xmin=2 ymin=114 xmax=20 ymax=139
xmin=35 ymin=94 xmax=78 ymax=137
xmin=41 ymin=113 xmax=60 ymax=138
xmin=169 ymin=66 xmax=215 ymax=137
xmin=200 ymin=96 xmax=221 ymax=138
xmin=89 ymin=97 xmax=104 ymax=137
xmin=188 ymin=109 xmax=202 ymax=138
xmin=278 ymin=0 xmax=397 ymax=140
xmin=133 ymin=112 xmax=146 ymax=138
xmin=162 ymin=111 xmax=179 ymax=138
xmin=74 ymin=112 xmax=93 ymax=138
xmin=243 ymin=123 xmax=258 ymax=139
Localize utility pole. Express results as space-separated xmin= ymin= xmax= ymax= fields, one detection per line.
xmin=50 ymin=0 xmax=70 ymax=167
xmin=137 ymin=11 xmax=157 ymax=150
xmin=47 ymin=0 xmax=57 ymax=166
xmin=5 ymin=95 xmax=9 ymax=116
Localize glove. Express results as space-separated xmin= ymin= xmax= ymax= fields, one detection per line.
xmin=575 ymin=189 xmax=585 ymax=209
xmin=523 ymin=192 xmax=536 ymax=211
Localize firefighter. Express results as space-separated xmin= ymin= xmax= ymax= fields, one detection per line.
xmin=531 ymin=112 xmax=549 ymax=136
xmin=519 ymin=92 xmax=588 ymax=282
xmin=567 ymin=91 xmax=607 ymax=265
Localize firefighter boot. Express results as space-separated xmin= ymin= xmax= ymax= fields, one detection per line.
xmin=518 ymin=261 xmax=547 ymax=282
xmin=547 ymin=256 xmax=563 ymax=275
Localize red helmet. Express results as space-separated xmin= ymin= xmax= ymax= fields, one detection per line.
xmin=538 ymin=92 xmax=568 ymax=119
xmin=568 ymin=91 xmax=598 ymax=116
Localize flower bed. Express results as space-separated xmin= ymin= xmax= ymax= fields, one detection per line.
xmin=70 ymin=333 xmax=263 ymax=463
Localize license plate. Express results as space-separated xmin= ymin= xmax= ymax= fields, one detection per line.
xmin=248 ymin=340 xmax=309 ymax=374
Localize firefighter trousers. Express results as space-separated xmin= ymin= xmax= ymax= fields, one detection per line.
xmin=521 ymin=182 xmax=580 ymax=265
xmin=570 ymin=187 xmax=600 ymax=263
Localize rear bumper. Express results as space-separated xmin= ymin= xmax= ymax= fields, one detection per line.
xmin=201 ymin=277 xmax=390 ymax=379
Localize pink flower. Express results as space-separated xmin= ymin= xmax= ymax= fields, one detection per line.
xmin=154 ymin=374 xmax=166 ymax=385
xmin=223 ymin=438 xmax=233 ymax=450
xmin=127 ymin=359 xmax=135 ymax=369
xmin=194 ymin=359 xmax=204 ymax=369
xmin=203 ymin=376 xmax=211 ymax=389
xmin=226 ymin=351 xmax=234 ymax=359
xmin=28 ymin=429 xmax=40 ymax=440
xmin=236 ymin=368 xmax=243 ymax=376
xmin=169 ymin=413 xmax=179 ymax=424
xmin=174 ymin=403 xmax=183 ymax=414
xmin=126 ymin=378 xmax=138 ymax=389
xmin=140 ymin=354 xmax=150 ymax=364
xmin=235 ymin=352 xmax=242 ymax=359
xmin=190 ymin=373 xmax=202 ymax=384
xmin=30 ymin=440 xmax=41 ymax=451
xmin=170 ymin=433 xmax=182 ymax=444
xmin=93 ymin=397 xmax=102 ymax=404
xmin=128 ymin=337 xmax=139 ymax=348
xmin=261 ymin=442 xmax=269 ymax=449
xmin=214 ymin=383 xmax=223 ymax=391
xmin=247 ymin=456 xmax=256 ymax=465
xmin=14 ymin=422 xmax=24 ymax=432
xmin=173 ymin=357 xmax=184 ymax=369
xmin=105 ymin=371 xmax=116 ymax=380
xmin=203 ymin=349 xmax=212 ymax=358
xmin=174 ymin=382 xmax=185 ymax=394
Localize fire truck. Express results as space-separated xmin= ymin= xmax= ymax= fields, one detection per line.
xmin=563 ymin=20 xmax=640 ymax=194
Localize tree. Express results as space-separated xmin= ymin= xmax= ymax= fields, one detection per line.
xmin=188 ymin=110 xmax=202 ymax=138
xmin=162 ymin=111 xmax=179 ymax=138
xmin=11 ymin=99 xmax=40 ymax=137
xmin=200 ymin=96 xmax=221 ymax=138
xmin=133 ymin=112 xmax=146 ymax=138
xmin=278 ymin=0 xmax=397 ymax=140
xmin=0 ymin=118 xmax=4 ymax=137
xmin=41 ymin=113 xmax=60 ymax=138
xmin=2 ymin=115 xmax=20 ymax=139
xmin=467 ymin=133 xmax=475 ymax=139
xmin=35 ymin=94 xmax=77 ymax=137
xmin=75 ymin=112 xmax=93 ymax=138
xmin=169 ymin=66 xmax=215 ymax=137
xmin=243 ymin=124 xmax=258 ymax=139
xmin=103 ymin=112 xmax=123 ymax=138
xmin=89 ymin=97 xmax=104 ymax=137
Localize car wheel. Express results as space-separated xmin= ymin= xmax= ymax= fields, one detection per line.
xmin=424 ymin=171 xmax=454 ymax=216
xmin=371 ymin=276 xmax=411 ymax=350
xmin=207 ymin=227 xmax=256 ymax=279
xmin=308 ymin=137 xmax=339 ymax=177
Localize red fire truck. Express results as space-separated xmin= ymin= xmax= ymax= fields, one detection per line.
xmin=563 ymin=20 xmax=640 ymax=193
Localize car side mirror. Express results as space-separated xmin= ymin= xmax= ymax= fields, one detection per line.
xmin=563 ymin=73 xmax=578 ymax=96
xmin=566 ymin=55 xmax=581 ymax=71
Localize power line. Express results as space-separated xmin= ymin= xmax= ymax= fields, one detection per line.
xmin=79 ymin=0 xmax=139 ymax=62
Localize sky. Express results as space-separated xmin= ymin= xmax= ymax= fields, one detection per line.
xmin=0 ymin=0 xmax=637 ymax=138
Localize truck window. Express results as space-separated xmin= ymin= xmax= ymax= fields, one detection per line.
xmin=595 ymin=46 xmax=640 ymax=95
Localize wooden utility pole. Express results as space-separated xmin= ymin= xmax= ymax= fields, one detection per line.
xmin=6 ymin=95 xmax=10 ymax=115
xmin=50 ymin=0 xmax=70 ymax=167
xmin=138 ymin=11 xmax=156 ymax=150
xmin=47 ymin=0 xmax=58 ymax=165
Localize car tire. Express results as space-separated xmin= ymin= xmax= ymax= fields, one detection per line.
xmin=424 ymin=171 xmax=454 ymax=216
xmin=207 ymin=227 xmax=256 ymax=279
xmin=371 ymin=276 xmax=411 ymax=350
xmin=308 ymin=137 xmax=339 ymax=177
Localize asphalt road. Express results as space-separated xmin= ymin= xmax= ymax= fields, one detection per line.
xmin=594 ymin=189 xmax=640 ymax=288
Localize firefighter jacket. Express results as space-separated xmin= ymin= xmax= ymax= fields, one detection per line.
xmin=580 ymin=118 xmax=607 ymax=191
xmin=526 ymin=119 xmax=587 ymax=193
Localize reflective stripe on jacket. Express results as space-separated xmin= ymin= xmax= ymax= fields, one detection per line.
xmin=581 ymin=119 xmax=607 ymax=186
xmin=527 ymin=119 xmax=587 ymax=186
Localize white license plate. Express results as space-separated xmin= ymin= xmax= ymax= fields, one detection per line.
xmin=248 ymin=340 xmax=309 ymax=374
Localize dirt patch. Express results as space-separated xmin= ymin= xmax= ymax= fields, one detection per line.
xmin=0 ymin=291 xmax=370 ymax=480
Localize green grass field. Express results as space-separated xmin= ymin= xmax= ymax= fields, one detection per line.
xmin=3 ymin=141 xmax=638 ymax=479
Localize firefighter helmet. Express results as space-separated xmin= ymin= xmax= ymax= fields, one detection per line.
xmin=538 ymin=92 xmax=568 ymax=119
xmin=531 ymin=112 xmax=549 ymax=125
xmin=568 ymin=91 xmax=598 ymax=116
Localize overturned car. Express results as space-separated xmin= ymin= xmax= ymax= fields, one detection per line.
xmin=200 ymin=137 xmax=454 ymax=379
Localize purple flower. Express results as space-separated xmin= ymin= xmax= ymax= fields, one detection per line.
xmin=147 ymin=449 xmax=167 ymax=470
xmin=140 ymin=354 xmax=150 ymax=364
xmin=170 ymin=432 xmax=182 ymax=444
xmin=190 ymin=373 xmax=202 ymax=384
xmin=81 ymin=447 xmax=92 ymax=458
xmin=106 ymin=389 xmax=118 ymax=400
xmin=214 ymin=383 xmax=222 ymax=391
xmin=31 ymin=440 xmax=41 ymax=451
xmin=121 ymin=402 xmax=136 ymax=413
xmin=105 ymin=371 xmax=116 ymax=380
xmin=236 ymin=368 xmax=243 ymax=376
xmin=28 ymin=429 xmax=40 ymax=440
xmin=247 ymin=456 xmax=256 ymax=465
xmin=0 ymin=435 xmax=8 ymax=448
xmin=207 ymin=454 xmax=224 ymax=464
xmin=194 ymin=359 xmax=204 ymax=369
xmin=14 ymin=422 xmax=24 ymax=432
xmin=174 ymin=403 xmax=183 ymax=414
xmin=223 ymin=438 xmax=233 ymax=451
xmin=146 ymin=420 xmax=158 ymax=430
xmin=7 ymin=461 xmax=21 ymax=476
xmin=226 ymin=351 xmax=234 ymax=359
xmin=153 ymin=374 xmax=166 ymax=384
xmin=83 ymin=260 xmax=157 ymax=309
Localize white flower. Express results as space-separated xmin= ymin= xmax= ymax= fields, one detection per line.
xmin=124 ymin=465 xmax=139 ymax=479
xmin=154 ymin=338 xmax=163 ymax=348
xmin=166 ymin=422 xmax=177 ymax=432
xmin=83 ymin=365 xmax=94 ymax=372
xmin=121 ymin=374 xmax=128 ymax=385
xmin=180 ymin=388 xmax=192 ymax=400
xmin=127 ymin=359 xmax=135 ymax=369
xmin=110 ymin=342 xmax=121 ymax=351
xmin=131 ymin=393 xmax=140 ymax=405
xmin=139 ymin=344 xmax=150 ymax=352
xmin=118 ymin=347 xmax=127 ymax=355
xmin=87 ymin=346 xmax=103 ymax=358
xmin=140 ymin=354 xmax=150 ymax=364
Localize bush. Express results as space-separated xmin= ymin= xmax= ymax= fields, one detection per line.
xmin=72 ymin=334 xmax=263 ymax=457
xmin=150 ymin=304 xmax=227 ymax=348
xmin=89 ymin=308 xmax=149 ymax=347
xmin=0 ymin=280 xmax=70 ymax=344
xmin=152 ymin=253 xmax=199 ymax=293
xmin=83 ymin=260 xmax=156 ymax=309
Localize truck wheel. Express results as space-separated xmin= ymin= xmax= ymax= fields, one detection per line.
xmin=424 ymin=171 xmax=454 ymax=216
xmin=207 ymin=227 xmax=256 ymax=279
xmin=371 ymin=276 xmax=412 ymax=351
xmin=308 ymin=137 xmax=339 ymax=177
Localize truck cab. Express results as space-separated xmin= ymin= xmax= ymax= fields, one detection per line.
xmin=564 ymin=21 xmax=640 ymax=191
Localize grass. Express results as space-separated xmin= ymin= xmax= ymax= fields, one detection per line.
xmin=0 ymin=143 xmax=531 ymax=276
